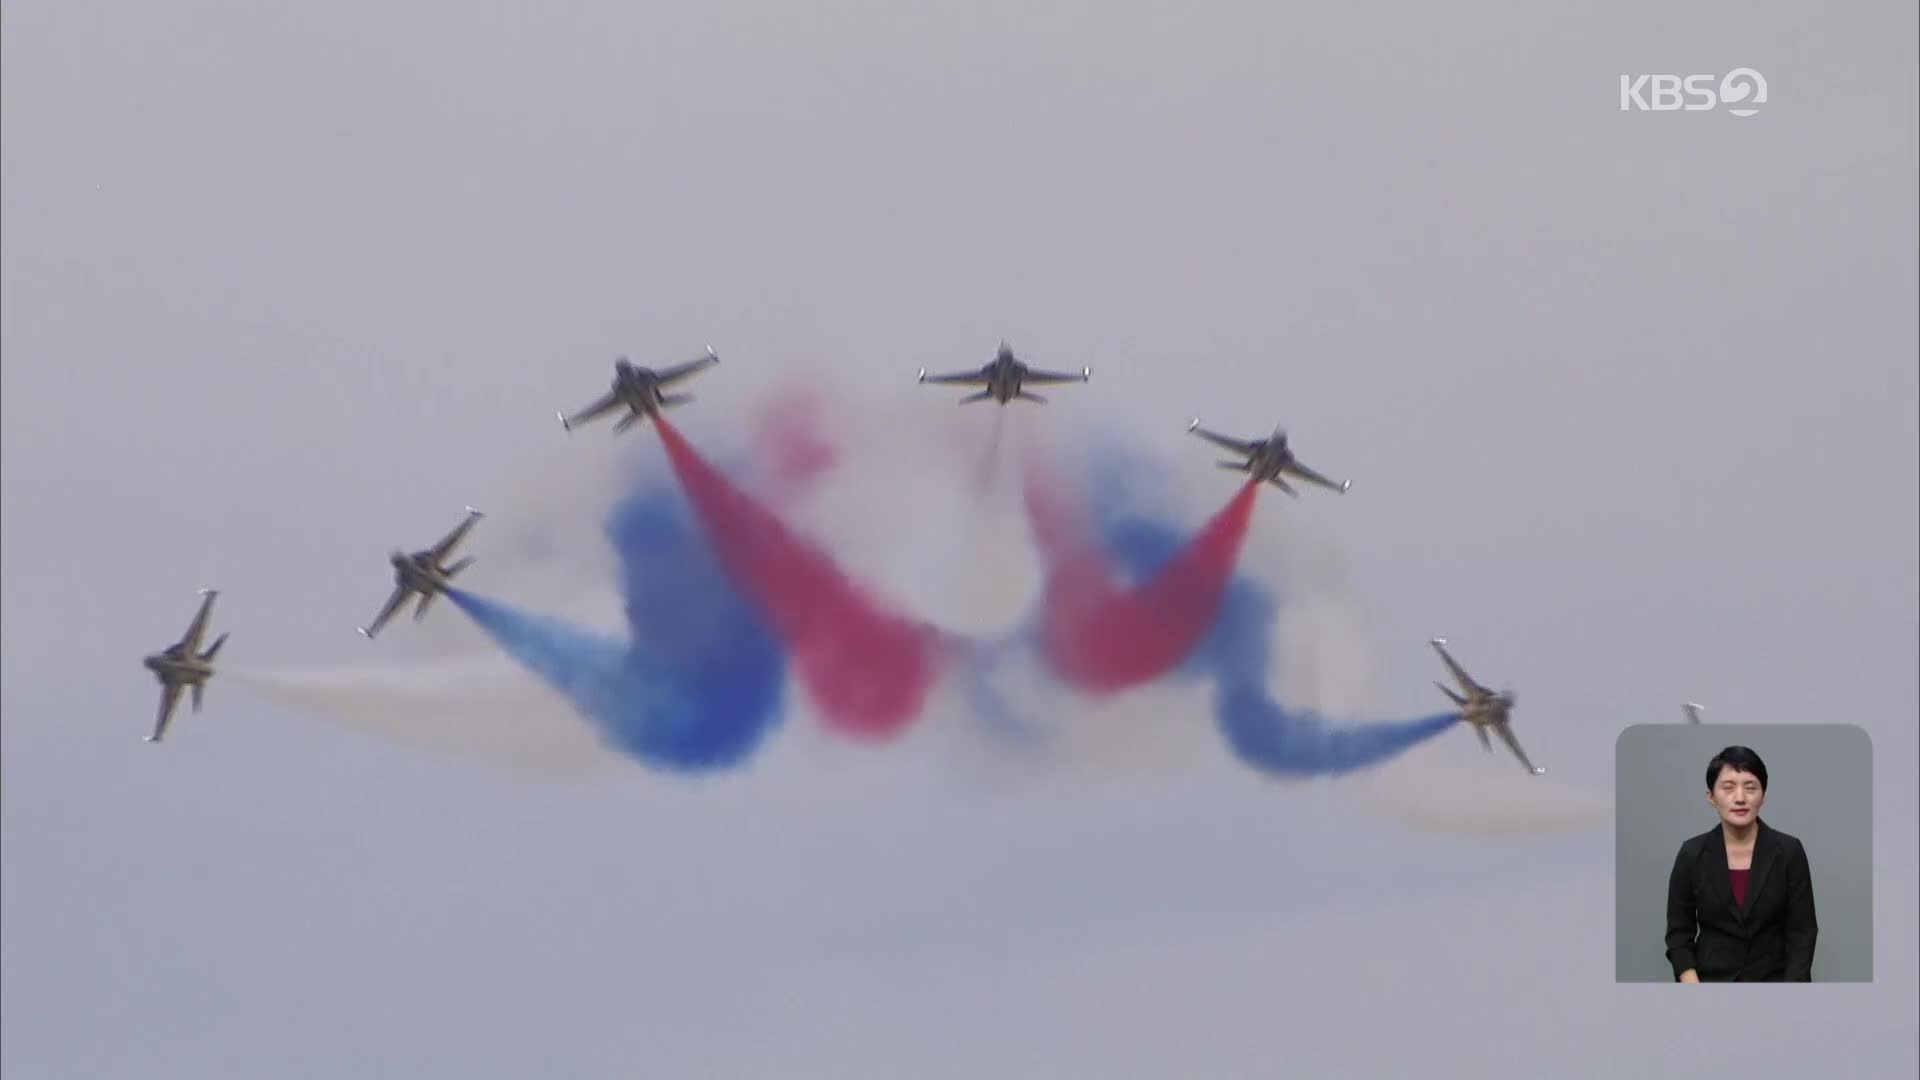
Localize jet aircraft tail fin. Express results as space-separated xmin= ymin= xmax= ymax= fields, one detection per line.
xmin=199 ymin=633 xmax=228 ymax=663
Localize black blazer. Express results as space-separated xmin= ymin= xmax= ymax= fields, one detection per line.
xmin=1665 ymin=818 xmax=1818 ymax=981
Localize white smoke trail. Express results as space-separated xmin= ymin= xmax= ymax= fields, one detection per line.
xmin=228 ymin=655 xmax=621 ymax=778
xmin=1343 ymin=739 xmax=1615 ymax=836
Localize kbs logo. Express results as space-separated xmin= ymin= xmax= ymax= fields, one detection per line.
xmin=1619 ymin=68 xmax=1767 ymax=116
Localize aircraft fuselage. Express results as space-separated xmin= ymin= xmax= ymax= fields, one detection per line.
xmin=144 ymin=651 xmax=212 ymax=686
xmin=1458 ymin=695 xmax=1514 ymax=728
xmin=613 ymin=363 xmax=669 ymax=414
xmin=1241 ymin=437 xmax=1296 ymax=482
xmin=391 ymin=549 xmax=453 ymax=593
xmin=978 ymin=352 xmax=1025 ymax=403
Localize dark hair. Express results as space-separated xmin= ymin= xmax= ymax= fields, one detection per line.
xmin=1706 ymin=746 xmax=1768 ymax=791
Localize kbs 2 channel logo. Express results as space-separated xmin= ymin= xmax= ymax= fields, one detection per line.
xmin=1619 ymin=68 xmax=1768 ymax=116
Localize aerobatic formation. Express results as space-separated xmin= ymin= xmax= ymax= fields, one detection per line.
xmin=139 ymin=337 xmax=1663 ymax=780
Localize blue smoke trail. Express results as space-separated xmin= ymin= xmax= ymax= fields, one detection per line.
xmin=1082 ymin=445 xmax=1460 ymax=774
xmin=450 ymin=478 xmax=787 ymax=772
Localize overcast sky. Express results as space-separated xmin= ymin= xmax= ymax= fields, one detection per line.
xmin=4 ymin=1 xmax=1915 ymax=1077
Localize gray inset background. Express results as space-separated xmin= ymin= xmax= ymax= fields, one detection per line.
xmin=1615 ymin=723 xmax=1873 ymax=982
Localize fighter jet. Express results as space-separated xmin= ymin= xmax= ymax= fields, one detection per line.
xmin=558 ymin=346 xmax=719 ymax=433
xmin=917 ymin=341 xmax=1089 ymax=404
xmin=142 ymin=588 xmax=228 ymax=743
xmin=1429 ymin=637 xmax=1545 ymax=775
xmin=1186 ymin=418 xmax=1350 ymax=496
xmin=1683 ymin=702 xmax=1706 ymax=724
xmin=358 ymin=507 xmax=484 ymax=639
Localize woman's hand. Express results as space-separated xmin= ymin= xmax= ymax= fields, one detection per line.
xmin=1679 ymin=969 xmax=1700 ymax=983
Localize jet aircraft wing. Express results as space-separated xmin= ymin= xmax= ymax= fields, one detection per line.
xmin=149 ymin=684 xmax=183 ymax=743
xmin=359 ymin=584 xmax=411 ymax=639
xmin=1493 ymin=721 xmax=1544 ymax=774
xmin=178 ymin=590 xmax=217 ymax=653
xmin=429 ymin=509 xmax=483 ymax=562
xmin=654 ymin=348 xmax=719 ymax=387
xmin=917 ymin=366 xmax=991 ymax=386
xmin=1187 ymin=421 xmax=1258 ymax=456
xmin=1429 ymin=638 xmax=1488 ymax=697
xmin=1283 ymin=460 xmax=1351 ymax=494
xmin=1020 ymin=366 xmax=1091 ymax=385
xmin=560 ymin=392 xmax=623 ymax=431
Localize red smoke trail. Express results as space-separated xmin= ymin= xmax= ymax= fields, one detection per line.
xmin=1023 ymin=456 xmax=1260 ymax=693
xmin=654 ymin=415 xmax=940 ymax=739
xmin=749 ymin=384 xmax=839 ymax=493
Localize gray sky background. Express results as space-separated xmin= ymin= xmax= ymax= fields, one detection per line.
xmin=4 ymin=1 xmax=1915 ymax=1077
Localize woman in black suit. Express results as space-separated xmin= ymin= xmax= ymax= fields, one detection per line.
xmin=1666 ymin=745 xmax=1819 ymax=981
